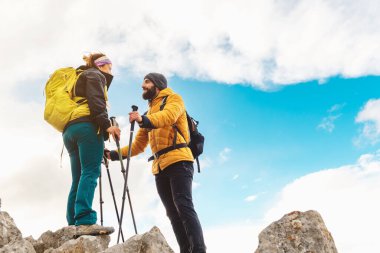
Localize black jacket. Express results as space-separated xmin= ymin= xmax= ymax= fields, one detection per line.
xmin=65 ymin=66 xmax=113 ymax=139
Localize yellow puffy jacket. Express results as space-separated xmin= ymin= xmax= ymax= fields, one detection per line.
xmin=119 ymin=88 xmax=193 ymax=174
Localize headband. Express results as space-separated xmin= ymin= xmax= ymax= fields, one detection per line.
xmin=94 ymin=56 xmax=112 ymax=67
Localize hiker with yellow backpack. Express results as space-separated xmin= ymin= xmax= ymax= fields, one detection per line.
xmin=44 ymin=53 xmax=119 ymax=236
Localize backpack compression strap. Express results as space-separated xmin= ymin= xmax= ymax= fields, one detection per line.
xmin=148 ymin=143 xmax=188 ymax=162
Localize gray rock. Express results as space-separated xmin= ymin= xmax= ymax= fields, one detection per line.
xmin=25 ymin=236 xmax=45 ymax=253
xmin=0 ymin=211 xmax=22 ymax=247
xmin=27 ymin=226 xmax=111 ymax=253
xmin=104 ymin=226 xmax=174 ymax=253
xmin=25 ymin=226 xmax=77 ymax=253
xmin=0 ymin=238 xmax=36 ymax=253
xmin=43 ymin=235 xmax=110 ymax=253
xmin=255 ymin=210 xmax=338 ymax=253
xmin=1 ymin=211 xmax=174 ymax=253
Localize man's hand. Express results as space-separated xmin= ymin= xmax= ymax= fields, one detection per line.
xmin=129 ymin=111 xmax=142 ymax=123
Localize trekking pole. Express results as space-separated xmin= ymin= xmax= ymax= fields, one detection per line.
xmin=110 ymin=109 xmax=139 ymax=243
xmin=102 ymin=155 xmax=125 ymax=242
xmin=99 ymin=169 xmax=104 ymax=226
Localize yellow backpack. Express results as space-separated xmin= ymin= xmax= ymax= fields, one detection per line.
xmin=44 ymin=67 xmax=91 ymax=132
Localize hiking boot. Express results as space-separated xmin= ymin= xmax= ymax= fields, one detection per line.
xmin=74 ymin=224 xmax=114 ymax=238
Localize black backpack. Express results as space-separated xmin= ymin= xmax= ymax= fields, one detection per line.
xmin=161 ymin=96 xmax=204 ymax=172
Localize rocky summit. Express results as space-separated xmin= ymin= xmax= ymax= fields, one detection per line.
xmin=255 ymin=210 xmax=338 ymax=253
xmin=0 ymin=211 xmax=174 ymax=253
xmin=1 ymin=210 xmax=338 ymax=252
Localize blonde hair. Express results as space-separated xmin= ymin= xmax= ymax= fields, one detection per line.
xmin=82 ymin=53 xmax=106 ymax=68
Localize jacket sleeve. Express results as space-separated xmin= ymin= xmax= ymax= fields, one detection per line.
xmin=143 ymin=94 xmax=185 ymax=129
xmin=85 ymin=71 xmax=111 ymax=131
xmin=119 ymin=128 xmax=149 ymax=158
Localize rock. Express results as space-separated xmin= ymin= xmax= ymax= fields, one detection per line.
xmin=24 ymin=226 xmax=77 ymax=253
xmin=0 ymin=211 xmax=22 ymax=247
xmin=1 ymin=211 xmax=174 ymax=253
xmin=25 ymin=236 xmax=45 ymax=253
xmin=43 ymin=235 xmax=110 ymax=253
xmin=26 ymin=226 xmax=110 ymax=253
xmin=41 ymin=226 xmax=77 ymax=249
xmin=0 ymin=238 xmax=36 ymax=253
xmin=255 ymin=210 xmax=338 ymax=253
xmin=105 ymin=226 xmax=174 ymax=253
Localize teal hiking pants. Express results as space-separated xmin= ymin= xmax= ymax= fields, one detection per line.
xmin=63 ymin=122 xmax=104 ymax=226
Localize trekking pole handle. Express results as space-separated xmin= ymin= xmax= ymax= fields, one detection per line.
xmin=110 ymin=116 xmax=121 ymax=147
xmin=131 ymin=105 xmax=138 ymax=131
xmin=110 ymin=116 xmax=119 ymax=127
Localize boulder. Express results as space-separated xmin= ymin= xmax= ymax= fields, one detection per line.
xmin=27 ymin=226 xmax=77 ymax=252
xmin=26 ymin=226 xmax=110 ymax=253
xmin=0 ymin=211 xmax=22 ymax=247
xmin=0 ymin=238 xmax=36 ymax=253
xmin=44 ymin=235 xmax=110 ymax=253
xmin=255 ymin=210 xmax=338 ymax=253
xmin=105 ymin=226 xmax=174 ymax=253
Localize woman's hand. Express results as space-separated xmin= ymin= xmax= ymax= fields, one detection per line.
xmin=107 ymin=126 xmax=121 ymax=142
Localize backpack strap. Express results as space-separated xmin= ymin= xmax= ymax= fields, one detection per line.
xmin=160 ymin=95 xmax=182 ymax=144
xmin=148 ymin=95 xmax=188 ymax=162
xmin=160 ymin=95 xmax=168 ymax=111
xmin=71 ymin=69 xmax=84 ymax=98
xmin=195 ymin=157 xmax=200 ymax=173
xmin=148 ymin=143 xmax=188 ymax=162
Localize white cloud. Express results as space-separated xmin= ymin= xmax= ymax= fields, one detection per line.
xmin=1 ymin=0 xmax=380 ymax=90
xmin=219 ymin=147 xmax=232 ymax=163
xmin=355 ymin=99 xmax=380 ymax=144
xmin=245 ymin=195 xmax=258 ymax=202
xmin=204 ymin=222 xmax=262 ymax=253
xmin=192 ymin=181 xmax=201 ymax=190
xmin=317 ymin=115 xmax=340 ymax=132
xmin=317 ymin=103 xmax=344 ymax=133
xmin=198 ymin=156 xmax=213 ymax=170
xmin=264 ymin=150 xmax=380 ymax=253
xmin=328 ymin=103 xmax=346 ymax=113
xmin=232 ymin=174 xmax=239 ymax=180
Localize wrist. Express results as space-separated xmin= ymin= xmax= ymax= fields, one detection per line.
xmin=110 ymin=150 xmax=119 ymax=161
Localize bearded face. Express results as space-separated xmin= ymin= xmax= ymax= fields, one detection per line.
xmin=142 ymin=85 xmax=157 ymax=100
xmin=142 ymin=79 xmax=158 ymax=100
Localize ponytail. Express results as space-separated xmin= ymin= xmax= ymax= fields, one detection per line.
xmin=82 ymin=53 xmax=106 ymax=68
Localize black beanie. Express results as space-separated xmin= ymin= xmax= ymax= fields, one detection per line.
xmin=144 ymin=73 xmax=167 ymax=90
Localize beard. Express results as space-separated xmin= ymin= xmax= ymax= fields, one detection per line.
xmin=142 ymin=86 xmax=157 ymax=100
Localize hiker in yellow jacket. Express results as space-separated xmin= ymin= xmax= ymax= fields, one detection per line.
xmin=107 ymin=73 xmax=206 ymax=253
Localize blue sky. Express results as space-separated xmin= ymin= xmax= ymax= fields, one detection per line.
xmin=1 ymin=1 xmax=380 ymax=252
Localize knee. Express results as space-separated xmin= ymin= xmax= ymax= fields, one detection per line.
xmin=174 ymin=194 xmax=195 ymax=217
xmin=165 ymin=205 xmax=180 ymax=221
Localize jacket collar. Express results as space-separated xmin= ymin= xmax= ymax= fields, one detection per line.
xmin=149 ymin=88 xmax=174 ymax=104
xmin=77 ymin=65 xmax=113 ymax=89
xmin=100 ymin=70 xmax=113 ymax=89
